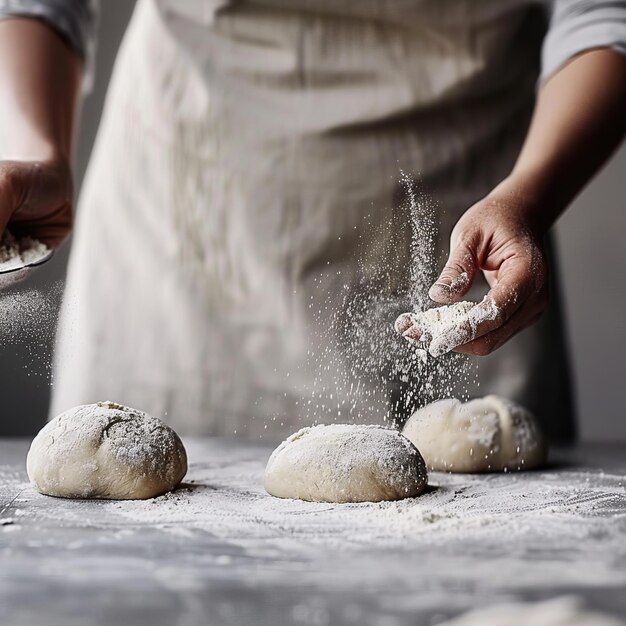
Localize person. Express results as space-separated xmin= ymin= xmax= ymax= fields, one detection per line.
xmin=0 ymin=1 xmax=624 ymax=441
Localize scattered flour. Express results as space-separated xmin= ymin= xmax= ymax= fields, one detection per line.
xmin=70 ymin=442 xmax=626 ymax=553
xmin=0 ymin=280 xmax=63 ymax=380
xmin=291 ymin=172 xmax=478 ymax=432
xmin=4 ymin=441 xmax=626 ymax=621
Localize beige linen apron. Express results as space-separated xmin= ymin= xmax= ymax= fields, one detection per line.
xmin=52 ymin=0 xmax=574 ymax=442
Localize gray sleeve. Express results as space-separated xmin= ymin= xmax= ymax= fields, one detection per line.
xmin=0 ymin=1 xmax=99 ymax=88
xmin=541 ymin=0 xmax=626 ymax=81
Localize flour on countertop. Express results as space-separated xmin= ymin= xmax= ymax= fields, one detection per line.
xmin=24 ymin=442 xmax=621 ymax=553
xmin=4 ymin=440 xmax=626 ymax=622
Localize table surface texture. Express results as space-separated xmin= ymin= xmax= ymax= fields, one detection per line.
xmin=1 ymin=438 xmax=626 ymax=626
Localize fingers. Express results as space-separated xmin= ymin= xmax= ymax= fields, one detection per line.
xmin=428 ymin=238 xmax=478 ymax=304
xmin=394 ymin=312 xmax=425 ymax=343
xmin=428 ymin=253 xmax=543 ymax=356
xmin=428 ymin=295 xmax=502 ymax=357
xmin=0 ymin=160 xmax=73 ymax=249
xmin=402 ymin=325 xmax=423 ymax=342
xmin=394 ymin=313 xmax=414 ymax=335
xmin=454 ymin=307 xmax=544 ymax=356
xmin=10 ymin=202 xmax=72 ymax=248
xmin=0 ymin=163 xmax=21 ymax=235
xmin=430 ymin=272 xmax=546 ymax=358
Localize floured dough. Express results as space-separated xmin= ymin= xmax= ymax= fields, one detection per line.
xmin=402 ymin=395 xmax=546 ymax=473
xmin=27 ymin=401 xmax=187 ymax=499
xmin=264 ymin=424 xmax=428 ymax=503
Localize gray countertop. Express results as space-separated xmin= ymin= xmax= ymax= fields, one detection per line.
xmin=1 ymin=438 xmax=626 ymax=626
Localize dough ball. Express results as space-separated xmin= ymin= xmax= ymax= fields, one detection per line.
xmin=402 ymin=395 xmax=546 ymax=473
xmin=264 ymin=424 xmax=428 ymax=503
xmin=27 ymin=401 xmax=187 ymax=499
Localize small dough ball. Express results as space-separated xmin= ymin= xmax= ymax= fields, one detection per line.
xmin=27 ymin=401 xmax=187 ymax=500
xmin=402 ymin=395 xmax=546 ymax=473
xmin=264 ymin=424 xmax=428 ymax=503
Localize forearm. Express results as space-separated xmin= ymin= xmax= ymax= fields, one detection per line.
xmin=422 ymin=49 xmax=626 ymax=356
xmin=0 ymin=18 xmax=82 ymax=162
xmin=497 ymin=49 xmax=626 ymax=230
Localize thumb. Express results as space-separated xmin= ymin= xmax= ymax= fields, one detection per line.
xmin=0 ymin=165 xmax=21 ymax=236
xmin=429 ymin=237 xmax=478 ymax=304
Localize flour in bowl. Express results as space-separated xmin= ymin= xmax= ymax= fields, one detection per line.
xmin=0 ymin=231 xmax=49 ymax=272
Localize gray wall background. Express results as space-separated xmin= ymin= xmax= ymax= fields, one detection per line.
xmin=1 ymin=1 xmax=624 ymax=441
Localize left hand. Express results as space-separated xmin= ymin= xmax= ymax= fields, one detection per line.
xmin=425 ymin=180 xmax=550 ymax=356
xmin=0 ymin=157 xmax=73 ymax=248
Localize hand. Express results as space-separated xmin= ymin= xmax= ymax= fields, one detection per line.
xmin=0 ymin=157 xmax=73 ymax=248
xmin=426 ymin=181 xmax=550 ymax=356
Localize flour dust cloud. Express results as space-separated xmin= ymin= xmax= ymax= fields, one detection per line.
xmin=0 ymin=281 xmax=63 ymax=381
xmin=270 ymin=172 xmax=478 ymax=432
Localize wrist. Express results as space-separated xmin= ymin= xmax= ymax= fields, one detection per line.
xmin=0 ymin=89 xmax=73 ymax=159
xmin=486 ymin=172 xmax=563 ymax=233
xmin=0 ymin=144 xmax=67 ymax=165
xmin=0 ymin=123 xmax=71 ymax=162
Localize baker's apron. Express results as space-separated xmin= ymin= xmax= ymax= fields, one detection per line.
xmin=52 ymin=0 xmax=575 ymax=442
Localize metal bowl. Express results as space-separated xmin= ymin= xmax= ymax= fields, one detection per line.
xmin=0 ymin=249 xmax=55 ymax=290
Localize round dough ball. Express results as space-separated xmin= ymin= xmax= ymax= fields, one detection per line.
xmin=402 ymin=395 xmax=546 ymax=473
xmin=264 ymin=424 xmax=428 ymax=503
xmin=27 ymin=401 xmax=187 ymax=499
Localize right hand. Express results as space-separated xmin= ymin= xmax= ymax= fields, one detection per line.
xmin=423 ymin=184 xmax=550 ymax=357
xmin=0 ymin=157 xmax=73 ymax=248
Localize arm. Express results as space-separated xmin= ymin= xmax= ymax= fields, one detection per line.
xmin=0 ymin=18 xmax=82 ymax=247
xmin=507 ymin=48 xmax=626 ymax=228
xmin=425 ymin=48 xmax=626 ymax=356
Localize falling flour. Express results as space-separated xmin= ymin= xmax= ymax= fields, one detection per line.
xmin=0 ymin=232 xmax=58 ymax=381
xmin=0 ymin=281 xmax=63 ymax=380
xmin=290 ymin=171 xmax=478 ymax=431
